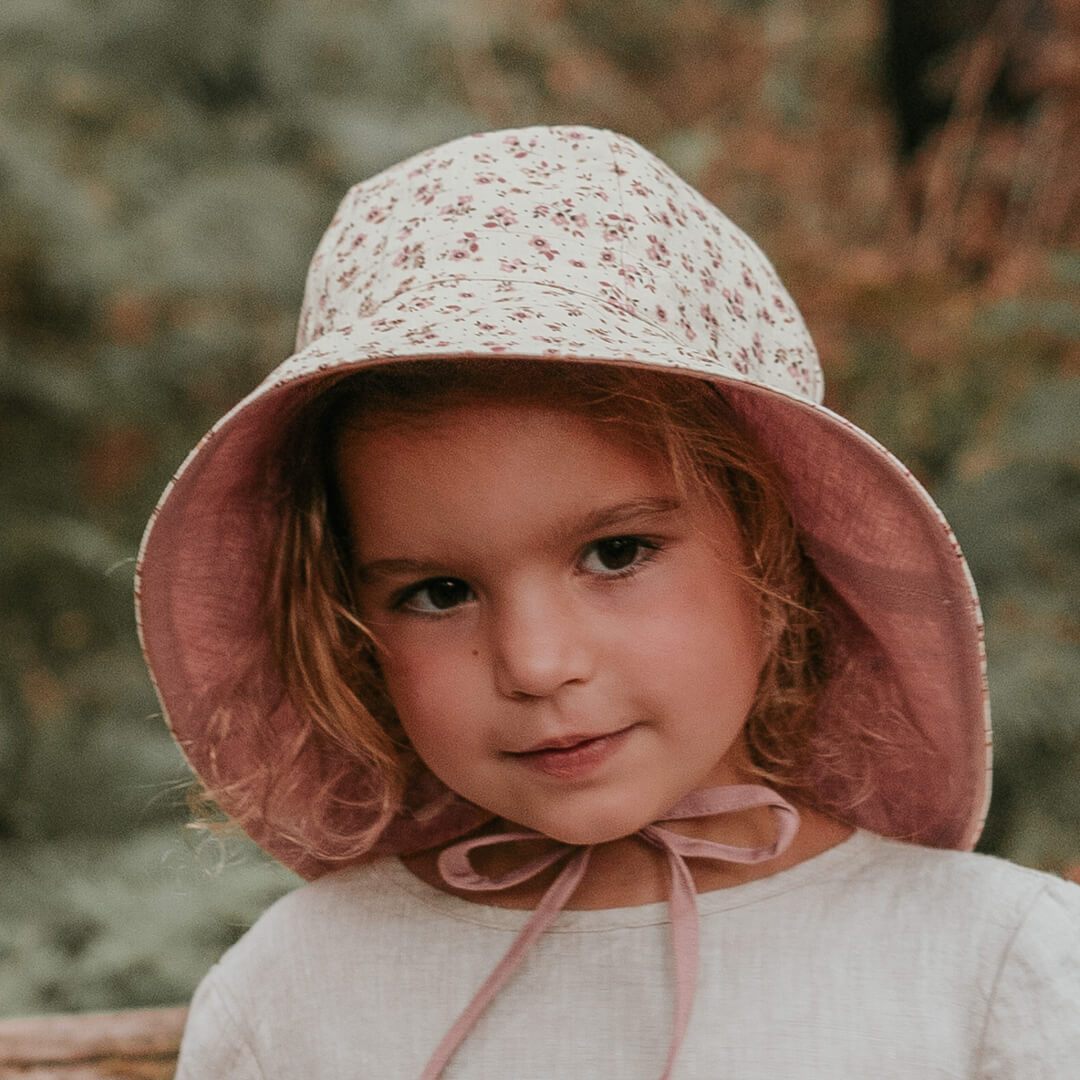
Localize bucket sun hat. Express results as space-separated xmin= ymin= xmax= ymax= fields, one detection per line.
xmin=136 ymin=125 xmax=990 ymax=885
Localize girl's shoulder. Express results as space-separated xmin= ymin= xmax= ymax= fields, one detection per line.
xmin=828 ymin=830 xmax=1080 ymax=937
xmin=692 ymin=828 xmax=1079 ymax=982
xmin=747 ymin=832 xmax=1080 ymax=1072
xmin=875 ymin=844 xmax=1080 ymax=1074
xmin=848 ymin=829 xmax=1078 ymax=897
xmin=828 ymin=833 xmax=1080 ymax=1024
xmin=175 ymin=859 xmax=427 ymax=1077
xmin=225 ymin=857 xmax=429 ymax=956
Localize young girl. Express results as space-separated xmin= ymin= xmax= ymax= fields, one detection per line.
xmin=137 ymin=126 xmax=1079 ymax=1078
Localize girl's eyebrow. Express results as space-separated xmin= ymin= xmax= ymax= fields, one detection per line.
xmin=354 ymin=496 xmax=682 ymax=583
xmin=572 ymin=495 xmax=682 ymax=537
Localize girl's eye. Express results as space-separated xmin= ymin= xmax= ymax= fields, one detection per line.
xmin=398 ymin=578 xmax=474 ymax=614
xmin=581 ymin=536 xmax=655 ymax=574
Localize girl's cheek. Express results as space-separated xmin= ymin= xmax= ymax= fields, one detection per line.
xmin=378 ymin=635 xmax=477 ymax=705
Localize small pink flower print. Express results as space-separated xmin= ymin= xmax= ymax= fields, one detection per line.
xmin=533 ymin=204 xmax=550 ymax=219
xmin=655 ymin=305 xmax=668 ymax=322
xmin=645 ymin=235 xmax=670 ymax=265
xmin=498 ymin=257 xmax=526 ymax=273
xmin=734 ymin=347 xmax=750 ymax=374
xmin=569 ymin=259 xmax=585 ymax=268
xmin=722 ymin=287 xmax=746 ymax=321
xmin=530 ymin=236 xmax=557 ymax=260
xmin=751 ymin=332 xmax=764 ymax=363
xmin=666 ymin=197 xmax=687 ymax=226
xmin=600 ymin=250 xmax=616 ymax=265
xmin=366 ymin=206 xmax=387 ymax=223
xmin=440 ymin=195 xmax=474 ymax=218
xmin=485 ymin=205 xmax=517 ymax=229
xmin=742 ymin=266 xmax=761 ymax=294
xmin=405 ymin=325 xmax=437 ymax=345
xmin=460 ymin=232 xmax=480 ymax=253
xmin=414 ymin=181 xmax=444 ymax=206
xmin=700 ymin=271 xmax=716 ymax=292
xmin=392 ymin=243 xmax=424 ymax=269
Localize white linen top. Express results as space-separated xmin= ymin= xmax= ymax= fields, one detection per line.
xmin=175 ymin=830 xmax=1080 ymax=1079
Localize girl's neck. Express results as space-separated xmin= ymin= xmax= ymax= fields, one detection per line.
xmin=400 ymin=803 xmax=853 ymax=911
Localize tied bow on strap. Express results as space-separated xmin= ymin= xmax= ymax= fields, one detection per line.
xmin=418 ymin=784 xmax=799 ymax=1080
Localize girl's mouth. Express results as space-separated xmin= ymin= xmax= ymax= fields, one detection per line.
xmin=507 ymin=726 xmax=635 ymax=780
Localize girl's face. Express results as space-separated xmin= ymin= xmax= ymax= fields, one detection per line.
xmin=339 ymin=400 xmax=763 ymax=845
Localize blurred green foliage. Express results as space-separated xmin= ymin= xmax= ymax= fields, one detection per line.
xmin=1 ymin=0 xmax=1078 ymax=1015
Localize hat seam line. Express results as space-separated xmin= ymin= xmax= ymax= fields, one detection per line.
xmin=354 ymin=275 xmax=758 ymax=364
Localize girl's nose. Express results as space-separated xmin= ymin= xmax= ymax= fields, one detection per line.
xmin=489 ymin=591 xmax=593 ymax=699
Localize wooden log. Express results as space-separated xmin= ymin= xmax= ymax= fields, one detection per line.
xmin=0 ymin=1007 xmax=186 ymax=1079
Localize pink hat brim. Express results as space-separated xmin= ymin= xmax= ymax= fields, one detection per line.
xmin=136 ymin=279 xmax=990 ymax=879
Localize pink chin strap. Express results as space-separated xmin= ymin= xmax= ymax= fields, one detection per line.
xmin=418 ymin=784 xmax=800 ymax=1080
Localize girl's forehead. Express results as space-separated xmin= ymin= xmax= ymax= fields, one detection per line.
xmin=335 ymin=397 xmax=746 ymax=571
xmin=338 ymin=397 xmax=668 ymax=479
xmin=337 ymin=383 xmax=665 ymax=455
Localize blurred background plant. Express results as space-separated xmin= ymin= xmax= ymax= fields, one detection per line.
xmin=1 ymin=0 xmax=1077 ymax=1016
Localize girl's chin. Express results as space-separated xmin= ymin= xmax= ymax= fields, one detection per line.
xmin=505 ymin=807 xmax=662 ymax=847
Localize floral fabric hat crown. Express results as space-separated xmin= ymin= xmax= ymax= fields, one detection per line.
xmin=136 ymin=126 xmax=990 ymax=878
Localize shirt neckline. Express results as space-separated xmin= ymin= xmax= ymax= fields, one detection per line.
xmin=375 ymin=828 xmax=883 ymax=932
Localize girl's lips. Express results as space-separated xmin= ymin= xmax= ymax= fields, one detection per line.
xmin=507 ymin=726 xmax=635 ymax=780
